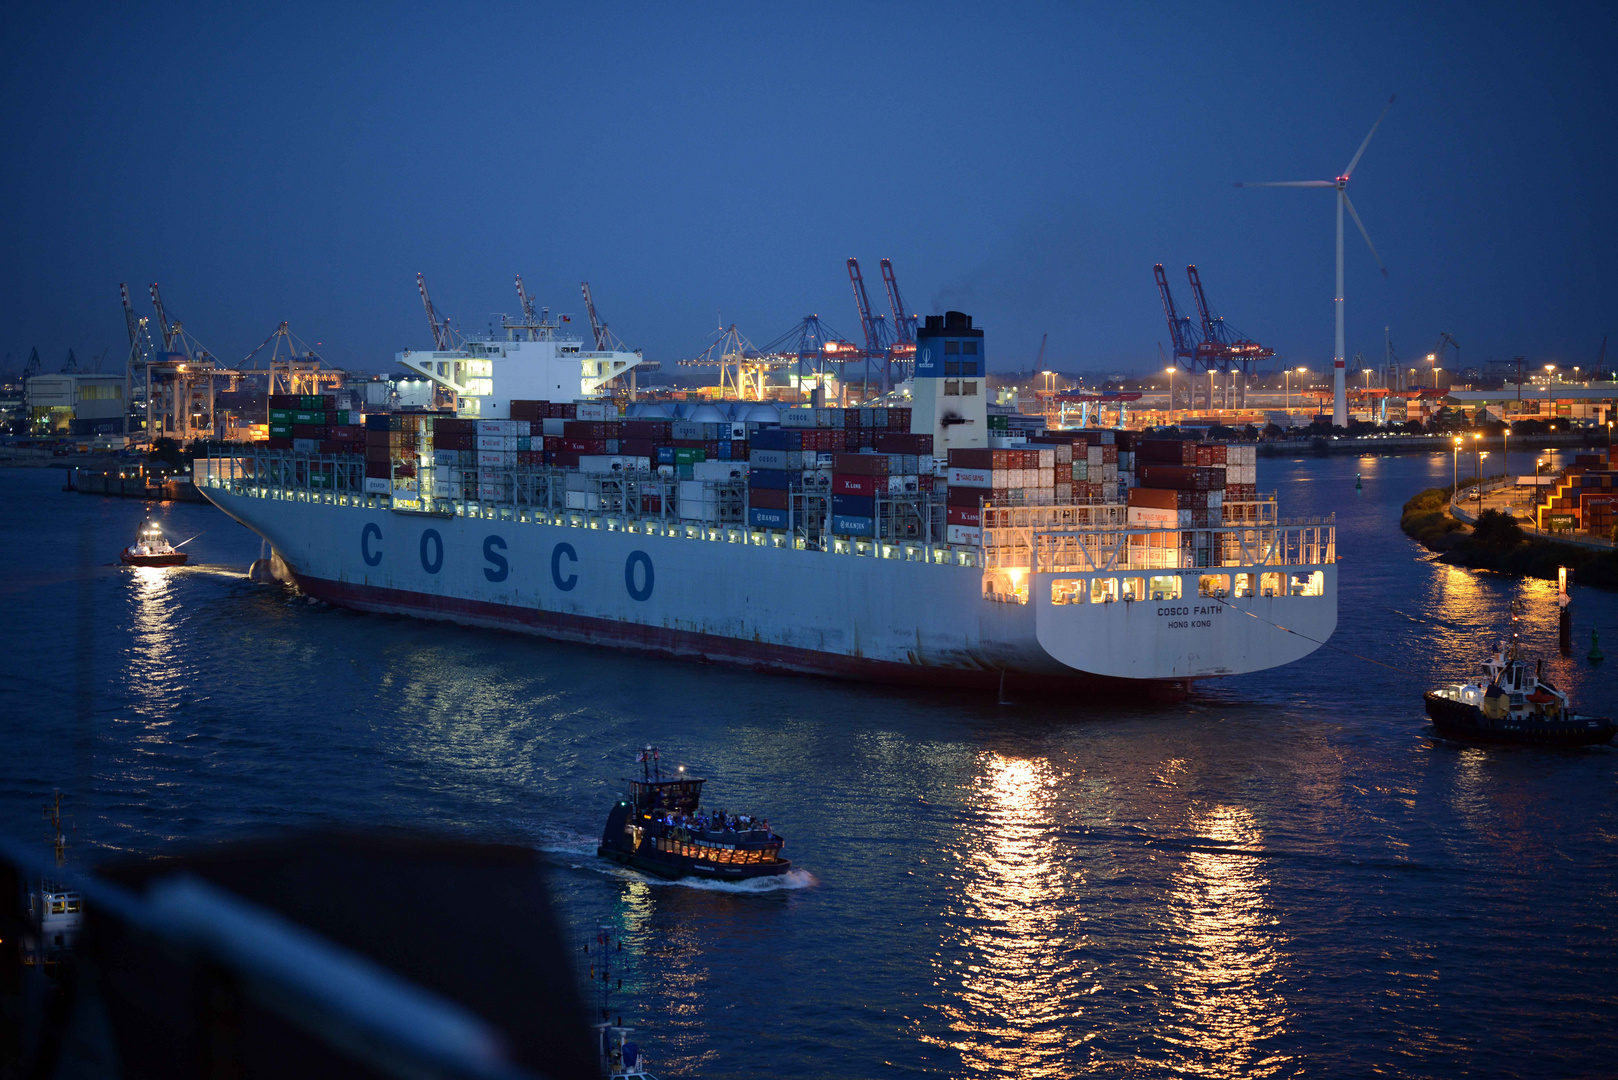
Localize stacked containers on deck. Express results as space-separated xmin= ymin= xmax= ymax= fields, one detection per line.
xmin=748 ymin=427 xmax=804 ymax=530
xmin=267 ymin=395 xmax=361 ymax=455
xmin=943 ymin=445 xmax=1057 ymax=544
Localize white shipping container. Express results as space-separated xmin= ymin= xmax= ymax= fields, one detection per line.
xmin=692 ymin=460 xmax=744 ymax=481
xmin=364 ymin=476 xmax=391 ymax=494
xmin=948 ymin=465 xmax=997 ymax=488
xmin=1088 ymin=446 xmax=1104 ymax=466
xmin=679 ymin=500 xmax=718 ymax=522
xmin=542 ymin=418 xmax=566 ymax=436
xmin=564 ymin=490 xmax=601 ymax=510
xmin=477 ymin=450 xmax=510 ymax=467
xmin=579 ymin=454 xmax=632 ymax=473
xmin=778 ymin=409 xmax=814 ymax=428
xmin=576 ymin=403 xmax=614 ymax=421
xmin=815 ymin=408 xmax=836 ymax=428
xmin=476 ymin=435 xmax=504 ymax=451
xmin=1035 ymin=448 xmax=1056 ymax=469
xmin=947 ymin=524 xmax=982 ymax=546
xmin=679 ymin=480 xmax=706 ymax=501
xmin=1128 ymin=506 xmax=1178 ymax=528
xmin=1038 ymin=467 xmax=1055 ymax=488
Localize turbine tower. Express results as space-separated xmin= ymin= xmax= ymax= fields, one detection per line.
xmin=1237 ymin=96 xmax=1393 ymax=427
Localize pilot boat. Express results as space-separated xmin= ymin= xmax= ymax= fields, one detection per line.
xmin=1425 ymin=612 xmax=1614 ymax=746
xmin=121 ymin=517 xmax=188 ymax=567
xmin=598 ymin=746 xmax=789 ymax=881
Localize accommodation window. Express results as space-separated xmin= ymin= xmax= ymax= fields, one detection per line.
xmin=1121 ymin=577 xmax=1145 ymax=601
xmin=1290 ymin=571 xmax=1325 ymax=596
xmin=1198 ymin=574 xmax=1230 ymax=597
xmin=962 ymin=381 xmax=978 ymax=396
xmin=945 ymin=361 xmax=960 ymax=375
xmin=1260 ymin=571 xmax=1284 ymax=597
xmin=1149 ymin=574 xmax=1181 ymax=600
xmin=963 ymin=341 xmax=978 ymax=354
xmin=1052 ymin=578 xmax=1085 ymax=605
xmin=945 ymin=340 xmax=960 ymax=354
xmin=945 ymin=381 xmax=959 ymax=396
xmin=1234 ymin=573 xmax=1256 ymax=598
xmin=1090 ymin=577 xmax=1118 ymax=603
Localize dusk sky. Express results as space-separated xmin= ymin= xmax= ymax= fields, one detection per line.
xmin=3 ymin=2 xmax=1613 ymax=379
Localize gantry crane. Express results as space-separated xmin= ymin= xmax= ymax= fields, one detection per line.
xmin=879 ymin=258 xmax=917 ymax=369
xmin=1154 ymin=264 xmax=1201 ymax=409
xmin=847 ymin=258 xmax=898 ymax=400
xmin=1185 ymin=264 xmax=1274 ymax=410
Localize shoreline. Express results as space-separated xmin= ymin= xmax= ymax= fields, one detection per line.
xmin=1400 ymin=481 xmax=1618 ymax=589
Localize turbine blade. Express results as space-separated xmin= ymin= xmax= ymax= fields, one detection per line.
xmin=1232 ymin=180 xmax=1335 ymax=187
xmin=1344 ymin=95 xmax=1396 ymax=178
xmin=1342 ymin=192 xmax=1388 ymax=277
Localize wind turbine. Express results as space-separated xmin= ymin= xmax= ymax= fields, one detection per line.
xmin=1237 ymin=96 xmax=1393 ymax=427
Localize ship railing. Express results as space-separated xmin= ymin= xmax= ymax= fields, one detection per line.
xmin=197 ymin=446 xmax=986 ymax=568
xmin=980 ymin=516 xmax=1336 ymax=575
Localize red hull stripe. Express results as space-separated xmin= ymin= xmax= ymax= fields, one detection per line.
xmin=289 ymin=572 xmax=1187 ymax=698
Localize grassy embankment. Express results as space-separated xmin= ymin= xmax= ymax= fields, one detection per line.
xmin=1400 ymin=480 xmax=1618 ymax=589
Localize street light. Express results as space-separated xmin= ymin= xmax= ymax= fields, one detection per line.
xmin=1453 ymin=435 xmax=1463 ymax=500
xmin=1503 ymin=424 xmax=1510 ymax=485
xmin=1285 ymin=365 xmax=1306 ymax=416
xmin=1472 ymin=431 xmax=1482 ymax=496
xmin=1165 ymin=366 xmax=1176 ymax=418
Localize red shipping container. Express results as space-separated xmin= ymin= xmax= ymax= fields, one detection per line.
xmin=1102 ymin=445 xmax=1118 ymax=464
xmin=621 ymin=420 xmax=671 ymax=440
xmin=947 ymin=505 xmax=981 ymax=527
xmin=873 ymin=432 xmax=933 ymax=455
xmin=620 ymin=438 xmax=658 ymax=457
xmin=750 ymin=487 xmax=791 ymax=510
xmin=561 ymin=438 xmax=608 ymax=453
xmin=833 ymin=453 xmax=889 ymax=476
xmin=949 ymin=448 xmax=1012 ymax=469
xmin=948 ymin=485 xmax=997 ymax=507
xmin=1137 ymin=439 xmax=1198 ymax=465
xmin=552 ymin=450 xmax=580 ymax=467
xmin=889 ymin=407 xmax=911 ymax=429
xmin=833 ymin=474 xmax=882 ymax=495
xmin=364 ymin=460 xmax=391 ymax=478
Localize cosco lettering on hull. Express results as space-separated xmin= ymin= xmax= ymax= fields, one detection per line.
xmin=358 ymin=525 xmax=655 ymax=602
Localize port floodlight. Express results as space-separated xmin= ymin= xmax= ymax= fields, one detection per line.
xmin=1166 ymin=367 xmax=1176 ymax=375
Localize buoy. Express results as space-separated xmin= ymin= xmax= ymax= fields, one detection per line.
xmin=1355 ymin=473 xmax=1362 ymax=491
xmin=1591 ymin=628 xmax=1604 ymax=664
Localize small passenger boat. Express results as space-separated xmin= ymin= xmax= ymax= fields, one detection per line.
xmin=121 ymin=517 xmax=188 ymax=567
xmin=598 ymin=746 xmax=789 ymax=881
xmin=1425 ymin=613 xmax=1614 ymax=746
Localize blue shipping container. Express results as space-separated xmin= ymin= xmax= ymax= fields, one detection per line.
xmin=748 ymin=506 xmax=799 ymax=529
xmin=750 ymin=427 xmax=800 ymax=451
xmin=831 ymin=493 xmax=875 ymax=517
xmin=749 ymin=468 xmax=796 ymax=490
xmin=832 ymin=514 xmax=875 ymax=537
xmin=656 ymin=446 xmax=675 ymax=465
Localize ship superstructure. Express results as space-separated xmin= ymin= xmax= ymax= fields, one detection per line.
xmin=195 ymin=303 xmax=1336 ymax=693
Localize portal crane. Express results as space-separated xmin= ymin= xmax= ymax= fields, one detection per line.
xmin=22 ymin=347 xmax=41 ymax=379
xmin=1431 ymin=332 xmax=1459 ymax=386
xmin=61 ymin=349 xmax=78 ymax=373
xmin=417 ymin=272 xmax=452 ymax=350
xmin=1185 ymin=264 xmax=1274 ymax=410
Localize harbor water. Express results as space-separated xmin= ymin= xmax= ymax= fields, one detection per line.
xmin=2 ymin=454 xmax=1615 ymax=1078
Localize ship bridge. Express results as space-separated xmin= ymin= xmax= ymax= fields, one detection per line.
xmin=396 ymin=337 xmax=644 ymax=418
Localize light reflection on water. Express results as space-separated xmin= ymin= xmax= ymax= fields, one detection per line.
xmin=1153 ymin=805 xmax=1289 ymax=1078
xmin=928 ymin=752 xmax=1075 ymax=1078
xmin=5 ymin=454 xmax=1618 ymax=1079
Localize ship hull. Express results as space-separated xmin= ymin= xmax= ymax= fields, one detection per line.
xmin=1423 ymin=691 xmax=1615 ymax=746
xmin=596 ymin=843 xmax=790 ymax=882
xmin=200 ymin=484 xmax=1337 ymax=690
xmin=121 ymin=551 xmax=188 ymax=567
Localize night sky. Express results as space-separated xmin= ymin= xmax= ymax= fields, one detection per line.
xmin=2 ymin=2 xmax=1612 ymax=378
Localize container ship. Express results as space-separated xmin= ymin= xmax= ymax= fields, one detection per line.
xmin=194 ymin=308 xmax=1336 ymax=694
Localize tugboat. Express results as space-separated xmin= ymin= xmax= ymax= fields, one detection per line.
xmin=120 ymin=516 xmax=188 ymax=567
xmin=24 ymin=792 xmax=83 ymax=978
xmin=1425 ymin=607 xmax=1615 ymax=746
xmin=598 ymin=746 xmax=789 ymax=881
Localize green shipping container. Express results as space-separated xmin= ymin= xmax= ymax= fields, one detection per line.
xmin=269 ymin=409 xmax=293 ymax=423
xmin=269 ymin=423 xmax=293 ymax=437
xmin=988 ymin=414 xmax=1010 ymax=431
xmin=308 ymin=472 xmax=333 ymax=488
xmin=292 ymin=411 xmax=327 ymax=425
xmin=673 ymin=447 xmax=706 ymax=464
xmin=299 ymin=395 xmax=326 ymax=410
xmin=330 ymin=410 xmax=349 ymax=426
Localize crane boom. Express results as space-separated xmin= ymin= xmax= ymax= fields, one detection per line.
xmin=1185 ymin=264 xmax=1217 ymax=342
xmin=847 ymin=258 xmax=883 ymax=354
xmin=1153 ymin=264 xmax=1195 ymax=355
xmin=581 ymin=282 xmax=608 ymax=350
xmin=120 ymin=283 xmax=142 ymax=346
xmin=149 ymin=283 xmax=174 ymax=350
xmin=879 ymin=258 xmax=916 ymax=344
xmin=515 ymin=274 xmax=538 ymax=340
xmin=417 ymin=272 xmax=450 ymax=350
